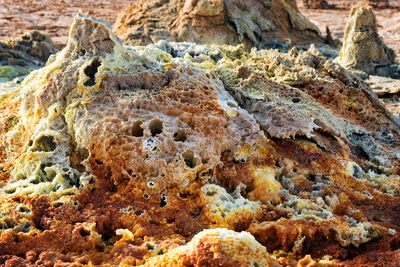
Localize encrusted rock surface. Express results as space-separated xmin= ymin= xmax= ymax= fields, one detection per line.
xmin=1 ymin=13 xmax=400 ymax=266
xmin=114 ymin=0 xmax=323 ymax=48
xmin=337 ymin=6 xmax=397 ymax=78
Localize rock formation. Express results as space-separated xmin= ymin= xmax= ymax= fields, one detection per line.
xmin=114 ymin=0 xmax=323 ymax=48
xmin=302 ymin=0 xmax=330 ymax=9
xmin=362 ymin=0 xmax=390 ymax=8
xmin=337 ymin=6 xmax=397 ymax=77
xmin=0 ymin=31 xmax=56 ymax=68
xmin=0 ymin=30 xmax=57 ymax=85
xmin=1 ymin=13 xmax=400 ymax=266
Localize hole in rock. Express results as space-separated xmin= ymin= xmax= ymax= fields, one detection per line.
xmin=53 ymin=202 xmax=63 ymax=208
xmin=131 ymin=120 xmax=144 ymax=137
xmin=34 ymin=136 xmax=56 ymax=152
xmin=146 ymin=243 xmax=155 ymax=250
xmin=147 ymin=181 xmax=156 ymax=188
xmin=80 ymin=228 xmax=90 ymax=237
xmin=159 ymin=195 xmax=167 ymax=207
xmin=5 ymin=188 xmax=16 ymax=194
xmin=183 ymin=150 xmax=197 ymax=168
xmin=292 ymin=97 xmax=301 ymax=103
xmin=20 ymin=223 xmax=31 ymax=233
xmin=18 ymin=206 xmax=31 ymax=214
xmin=228 ymin=20 xmax=238 ymax=34
xmin=4 ymin=218 xmax=16 ymax=229
xmin=174 ymin=131 xmax=187 ymax=142
xmin=179 ymin=191 xmax=191 ymax=198
xmin=149 ymin=119 xmax=163 ymax=136
xmin=84 ymin=58 xmax=101 ymax=87
xmin=206 ymin=190 xmax=216 ymax=197
xmin=31 ymin=179 xmax=40 ymax=185
xmin=351 ymin=145 xmax=370 ymax=160
xmin=134 ymin=210 xmax=144 ymax=216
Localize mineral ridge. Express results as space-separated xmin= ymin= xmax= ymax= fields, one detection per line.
xmin=1 ymin=13 xmax=400 ymax=266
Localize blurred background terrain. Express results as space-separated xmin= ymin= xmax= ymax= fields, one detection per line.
xmin=0 ymin=0 xmax=399 ymax=54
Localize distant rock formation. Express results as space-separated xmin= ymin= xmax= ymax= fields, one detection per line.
xmin=0 ymin=31 xmax=56 ymax=68
xmin=0 ymin=30 xmax=57 ymax=85
xmin=302 ymin=0 xmax=330 ymax=9
xmin=338 ymin=6 xmax=397 ymax=77
xmin=114 ymin=0 xmax=323 ymax=48
xmin=362 ymin=0 xmax=390 ymax=8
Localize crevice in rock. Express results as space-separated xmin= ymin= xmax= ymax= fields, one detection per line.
xmin=84 ymin=58 xmax=101 ymax=87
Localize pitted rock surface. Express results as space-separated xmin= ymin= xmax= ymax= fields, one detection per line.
xmin=1 ymin=13 xmax=400 ymax=266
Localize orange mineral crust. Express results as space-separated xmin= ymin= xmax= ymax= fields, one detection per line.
xmin=0 ymin=13 xmax=400 ymax=266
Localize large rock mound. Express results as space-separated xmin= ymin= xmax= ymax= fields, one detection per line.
xmin=337 ymin=6 xmax=397 ymax=77
xmin=114 ymin=0 xmax=323 ymax=48
xmin=1 ymin=13 xmax=400 ymax=266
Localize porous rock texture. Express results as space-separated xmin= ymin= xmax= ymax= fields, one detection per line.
xmin=1 ymin=13 xmax=400 ymax=266
xmin=337 ymin=6 xmax=397 ymax=78
xmin=114 ymin=0 xmax=323 ymax=48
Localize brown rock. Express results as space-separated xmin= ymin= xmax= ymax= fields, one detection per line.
xmin=362 ymin=0 xmax=390 ymax=8
xmin=0 ymin=31 xmax=56 ymax=67
xmin=302 ymin=0 xmax=330 ymax=9
xmin=338 ymin=6 xmax=397 ymax=77
xmin=114 ymin=0 xmax=323 ymax=47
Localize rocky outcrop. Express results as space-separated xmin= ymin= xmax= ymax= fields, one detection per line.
xmin=302 ymin=0 xmax=331 ymax=9
xmin=0 ymin=30 xmax=57 ymax=86
xmin=362 ymin=0 xmax=390 ymax=8
xmin=1 ymin=13 xmax=400 ymax=266
xmin=143 ymin=229 xmax=282 ymax=266
xmin=114 ymin=0 xmax=323 ymax=48
xmin=0 ymin=31 xmax=56 ymax=68
xmin=337 ymin=6 xmax=397 ymax=77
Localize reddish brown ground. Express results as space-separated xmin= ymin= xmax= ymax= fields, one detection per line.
xmin=0 ymin=0 xmax=133 ymax=49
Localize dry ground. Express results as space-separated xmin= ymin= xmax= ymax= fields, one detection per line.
xmin=0 ymin=0 xmax=133 ymax=49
